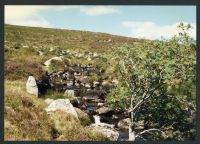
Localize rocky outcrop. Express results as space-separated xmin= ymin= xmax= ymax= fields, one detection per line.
xmin=75 ymin=108 xmax=89 ymax=119
xmin=117 ymin=118 xmax=144 ymax=131
xmin=64 ymin=89 xmax=75 ymax=97
xmin=96 ymin=106 xmax=113 ymax=115
xmin=117 ymin=118 xmax=131 ymax=131
xmin=88 ymin=115 xmax=119 ymax=141
xmin=44 ymin=56 xmax=63 ymax=67
xmin=44 ymin=98 xmax=54 ymax=105
xmin=26 ymin=76 xmax=38 ymax=96
xmin=45 ymin=99 xmax=78 ymax=119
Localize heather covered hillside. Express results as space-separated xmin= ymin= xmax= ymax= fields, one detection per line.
xmin=4 ymin=24 xmax=143 ymax=141
xmin=4 ymin=24 xmax=196 ymax=141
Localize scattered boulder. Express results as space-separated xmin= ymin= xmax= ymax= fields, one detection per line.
xmin=93 ymin=81 xmax=100 ymax=87
xmin=93 ymin=52 xmax=98 ymax=57
xmin=112 ymin=79 xmax=119 ymax=86
xmin=44 ymin=98 xmax=54 ymax=105
xmin=117 ymin=118 xmax=131 ymax=132
xmin=75 ymin=108 xmax=88 ymax=117
xmin=38 ymin=51 xmax=44 ymax=55
xmin=97 ymin=103 xmax=104 ymax=107
xmin=26 ymin=76 xmax=38 ymax=96
xmin=108 ymin=38 xmax=112 ymax=42
xmin=22 ymin=45 xmax=29 ymax=48
xmin=88 ymin=115 xmax=119 ymax=141
xmin=96 ymin=106 xmax=113 ymax=115
xmin=87 ymin=57 xmax=92 ymax=61
xmin=45 ymin=99 xmax=78 ymax=119
xmin=64 ymin=89 xmax=75 ymax=97
xmin=44 ymin=56 xmax=63 ymax=67
xmin=49 ymin=47 xmax=54 ymax=52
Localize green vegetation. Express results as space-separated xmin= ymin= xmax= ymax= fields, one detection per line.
xmin=4 ymin=80 xmax=107 ymax=141
xmin=5 ymin=80 xmax=53 ymax=140
xmin=4 ymin=23 xmax=196 ymax=141
xmin=5 ymin=24 xmax=139 ymax=141
xmin=106 ymin=23 xmax=196 ymax=141
xmin=50 ymin=111 xmax=107 ymax=141
xmin=43 ymin=90 xmax=75 ymax=100
xmin=5 ymin=24 xmax=142 ymax=81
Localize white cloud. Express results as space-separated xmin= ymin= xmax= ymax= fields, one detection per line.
xmin=5 ymin=6 xmax=55 ymax=27
xmin=8 ymin=17 xmax=51 ymax=27
xmin=5 ymin=6 xmax=119 ymax=27
xmin=5 ymin=6 xmax=50 ymax=22
xmin=121 ymin=21 xmax=196 ymax=40
xmin=80 ymin=6 xmax=119 ymax=16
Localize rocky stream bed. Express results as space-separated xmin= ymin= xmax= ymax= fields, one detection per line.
xmin=26 ymin=59 xmax=145 ymax=141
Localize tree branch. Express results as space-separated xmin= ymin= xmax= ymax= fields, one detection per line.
xmin=136 ymin=128 xmax=165 ymax=138
xmin=128 ymin=84 xmax=161 ymax=113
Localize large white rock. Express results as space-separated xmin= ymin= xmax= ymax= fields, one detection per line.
xmin=88 ymin=115 xmax=119 ymax=141
xmin=112 ymin=79 xmax=119 ymax=86
xmin=26 ymin=76 xmax=38 ymax=96
xmin=87 ymin=57 xmax=92 ymax=61
xmin=44 ymin=56 xmax=63 ymax=67
xmin=45 ymin=99 xmax=78 ymax=119
xmin=44 ymin=98 xmax=54 ymax=105
xmin=64 ymin=89 xmax=75 ymax=97
xmin=93 ymin=52 xmax=98 ymax=57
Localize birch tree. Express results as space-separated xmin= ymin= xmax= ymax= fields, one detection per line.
xmin=107 ymin=23 xmax=196 ymax=141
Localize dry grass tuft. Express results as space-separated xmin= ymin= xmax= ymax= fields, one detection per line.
xmin=4 ymin=80 xmax=53 ymax=140
xmin=50 ymin=110 xmax=107 ymax=141
xmin=4 ymin=80 xmax=107 ymax=141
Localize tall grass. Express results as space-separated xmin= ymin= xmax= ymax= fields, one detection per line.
xmin=4 ymin=80 xmax=107 ymax=141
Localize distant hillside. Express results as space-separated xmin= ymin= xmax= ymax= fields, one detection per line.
xmin=4 ymin=24 xmax=144 ymax=140
xmin=4 ymin=24 xmax=145 ymax=81
xmin=5 ymin=24 xmax=144 ymax=54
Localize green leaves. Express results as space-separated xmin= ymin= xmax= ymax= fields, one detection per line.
xmin=106 ymin=22 xmax=196 ymax=141
xmin=106 ymin=84 xmax=130 ymax=111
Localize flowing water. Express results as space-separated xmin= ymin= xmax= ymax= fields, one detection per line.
xmin=93 ymin=115 xmax=129 ymax=141
xmin=118 ymin=131 xmax=129 ymax=141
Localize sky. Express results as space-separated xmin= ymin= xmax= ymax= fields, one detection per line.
xmin=5 ymin=5 xmax=196 ymax=40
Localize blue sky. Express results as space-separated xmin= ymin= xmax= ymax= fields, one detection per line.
xmin=5 ymin=6 xmax=196 ymax=40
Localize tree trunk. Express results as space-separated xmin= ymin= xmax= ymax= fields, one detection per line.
xmin=129 ymin=94 xmax=136 ymax=141
xmin=129 ymin=125 xmax=135 ymax=141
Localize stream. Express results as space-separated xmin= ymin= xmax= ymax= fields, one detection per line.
xmin=118 ymin=131 xmax=129 ymax=141
xmin=38 ymin=64 xmax=131 ymax=141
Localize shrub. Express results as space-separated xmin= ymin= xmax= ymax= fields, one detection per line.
xmin=5 ymin=60 xmax=44 ymax=80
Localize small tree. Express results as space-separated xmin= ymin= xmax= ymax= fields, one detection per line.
xmin=107 ymin=23 xmax=196 ymax=141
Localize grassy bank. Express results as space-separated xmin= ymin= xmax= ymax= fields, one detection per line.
xmin=4 ymin=80 xmax=107 ymax=141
